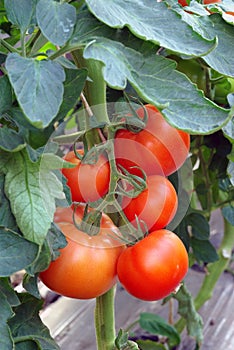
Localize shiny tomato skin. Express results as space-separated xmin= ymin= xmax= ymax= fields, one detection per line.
xmin=117 ymin=229 xmax=189 ymax=301
xmin=62 ymin=150 xmax=110 ymax=203
xmin=40 ymin=207 xmax=125 ymax=299
xmin=203 ymin=0 xmax=221 ymax=4
xmin=114 ymin=105 xmax=190 ymax=177
xmin=122 ymin=175 xmax=178 ymax=232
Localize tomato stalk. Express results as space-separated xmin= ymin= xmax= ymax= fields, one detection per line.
xmin=175 ymin=217 xmax=234 ymax=333
xmin=95 ymin=287 xmax=116 ymax=350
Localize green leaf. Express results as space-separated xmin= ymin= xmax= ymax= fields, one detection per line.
xmin=9 ymin=294 xmax=60 ymax=350
xmin=222 ymin=205 xmax=234 ymax=225
xmin=54 ymin=67 xmax=88 ymax=122
xmin=0 ymin=127 xmax=25 ymax=152
xmin=0 ymin=228 xmax=39 ymax=276
xmin=36 ymin=0 xmax=76 ymax=46
xmin=83 ymin=37 xmax=230 ymax=134
xmin=203 ymin=15 xmax=234 ymax=77
xmin=187 ymin=212 xmax=210 ymax=240
xmin=23 ymin=274 xmax=41 ymax=299
xmin=16 ymin=341 xmax=39 ymax=350
xmin=4 ymin=0 xmax=37 ymax=33
xmin=0 ymin=290 xmax=14 ymax=350
xmin=136 ymin=340 xmax=166 ymax=350
xmin=86 ymin=0 xmax=216 ymax=56
xmin=0 ymin=75 xmax=12 ymax=113
xmin=0 ymin=278 xmax=20 ymax=306
xmin=139 ymin=313 xmax=180 ymax=347
xmin=174 ymin=283 xmax=203 ymax=344
xmin=191 ymin=238 xmax=219 ymax=263
xmin=0 ymin=174 xmax=18 ymax=231
xmin=2 ymin=149 xmax=65 ymax=245
xmin=5 ymin=53 xmax=65 ymax=128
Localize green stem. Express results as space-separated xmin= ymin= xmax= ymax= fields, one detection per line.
xmin=72 ymin=49 xmax=110 ymax=124
xmin=175 ymin=218 xmax=234 ymax=333
xmin=95 ymin=287 xmax=116 ymax=350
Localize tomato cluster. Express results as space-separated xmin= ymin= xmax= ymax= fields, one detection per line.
xmin=40 ymin=103 xmax=190 ymax=301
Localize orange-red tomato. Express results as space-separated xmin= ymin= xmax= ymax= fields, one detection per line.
xmin=114 ymin=104 xmax=190 ymax=177
xmin=203 ymin=0 xmax=222 ymax=4
xmin=117 ymin=229 xmax=189 ymax=301
xmin=40 ymin=206 xmax=125 ymax=299
xmin=122 ymin=175 xmax=178 ymax=232
xmin=62 ymin=149 xmax=110 ymax=203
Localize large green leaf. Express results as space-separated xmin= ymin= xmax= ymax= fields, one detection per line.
xmin=0 ymin=228 xmax=39 ymax=276
xmin=86 ymin=0 xmax=216 ymax=56
xmin=202 ymin=14 xmax=234 ymax=77
xmin=9 ymin=294 xmax=60 ymax=350
xmin=0 ymin=75 xmax=12 ymax=113
xmin=139 ymin=313 xmax=180 ymax=347
xmin=36 ymin=0 xmax=76 ymax=46
xmin=4 ymin=0 xmax=37 ymax=33
xmin=5 ymin=53 xmax=65 ymax=128
xmin=0 ymin=174 xmax=18 ymax=231
xmin=83 ymin=38 xmax=230 ymax=134
xmin=0 ymin=278 xmax=20 ymax=307
xmin=0 ymin=127 xmax=25 ymax=152
xmin=1 ymin=149 xmax=65 ymax=245
xmin=0 ymin=290 xmax=14 ymax=350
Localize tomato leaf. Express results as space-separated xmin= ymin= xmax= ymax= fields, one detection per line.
xmin=0 ymin=290 xmax=14 ymax=350
xmin=0 ymin=228 xmax=39 ymax=276
xmin=222 ymin=205 xmax=234 ymax=225
xmin=54 ymin=67 xmax=88 ymax=123
xmin=139 ymin=313 xmax=180 ymax=347
xmin=36 ymin=0 xmax=76 ymax=46
xmin=86 ymin=0 xmax=216 ymax=56
xmin=0 ymin=278 xmax=20 ymax=307
xmin=135 ymin=340 xmax=166 ymax=350
xmin=4 ymin=0 xmax=37 ymax=34
xmin=1 ymin=149 xmax=65 ymax=245
xmin=5 ymin=53 xmax=65 ymax=128
xmin=203 ymin=15 xmax=234 ymax=78
xmin=191 ymin=238 xmax=219 ymax=263
xmin=0 ymin=127 xmax=25 ymax=152
xmin=173 ymin=283 xmax=204 ymax=344
xmin=187 ymin=212 xmax=210 ymax=240
xmin=0 ymin=174 xmax=18 ymax=231
xmin=9 ymin=294 xmax=60 ymax=350
xmin=0 ymin=75 xmax=12 ymax=113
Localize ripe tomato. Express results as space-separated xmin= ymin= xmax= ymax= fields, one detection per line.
xmin=178 ymin=0 xmax=189 ymax=5
xmin=62 ymin=149 xmax=110 ymax=203
xmin=40 ymin=206 xmax=125 ymax=299
xmin=117 ymin=229 xmax=189 ymax=301
xmin=122 ymin=175 xmax=178 ymax=232
xmin=114 ymin=104 xmax=190 ymax=177
xmin=203 ymin=0 xmax=221 ymax=4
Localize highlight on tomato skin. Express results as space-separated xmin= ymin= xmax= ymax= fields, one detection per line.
xmin=117 ymin=229 xmax=189 ymax=301
xmin=122 ymin=175 xmax=178 ymax=233
xmin=61 ymin=149 xmax=110 ymax=203
xmin=39 ymin=206 xmax=125 ymax=299
xmin=114 ymin=104 xmax=190 ymax=178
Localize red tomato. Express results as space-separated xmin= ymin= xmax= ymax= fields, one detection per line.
xmin=122 ymin=175 xmax=178 ymax=232
xmin=114 ymin=104 xmax=190 ymax=177
xmin=178 ymin=0 xmax=189 ymax=5
xmin=40 ymin=206 xmax=125 ymax=299
xmin=117 ymin=229 xmax=189 ymax=301
xmin=203 ymin=0 xmax=221 ymax=4
xmin=62 ymin=149 xmax=110 ymax=203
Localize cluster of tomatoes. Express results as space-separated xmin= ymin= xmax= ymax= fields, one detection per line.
xmin=40 ymin=104 xmax=190 ymax=301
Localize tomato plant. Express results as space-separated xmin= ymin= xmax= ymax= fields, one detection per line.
xmin=0 ymin=1 xmax=234 ymax=350
xmin=115 ymin=104 xmax=190 ymax=177
xmin=117 ymin=229 xmax=189 ymax=301
xmin=40 ymin=206 xmax=125 ymax=299
xmin=122 ymin=175 xmax=178 ymax=232
xmin=62 ymin=149 xmax=110 ymax=202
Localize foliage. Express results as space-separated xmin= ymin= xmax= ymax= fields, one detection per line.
xmin=0 ymin=0 xmax=234 ymax=349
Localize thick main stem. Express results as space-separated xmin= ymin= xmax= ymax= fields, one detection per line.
xmin=95 ymin=287 xmax=116 ymax=350
xmin=175 ymin=218 xmax=234 ymax=333
xmin=72 ymin=50 xmax=110 ymax=124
